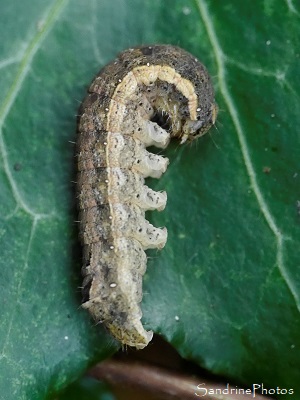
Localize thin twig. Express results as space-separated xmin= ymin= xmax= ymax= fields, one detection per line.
xmin=88 ymin=360 xmax=272 ymax=400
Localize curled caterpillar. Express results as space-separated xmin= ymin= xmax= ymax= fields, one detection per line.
xmin=77 ymin=44 xmax=217 ymax=349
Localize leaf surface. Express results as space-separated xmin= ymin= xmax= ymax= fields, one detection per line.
xmin=0 ymin=0 xmax=299 ymax=398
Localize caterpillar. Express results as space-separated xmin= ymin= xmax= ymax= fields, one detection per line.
xmin=77 ymin=44 xmax=217 ymax=349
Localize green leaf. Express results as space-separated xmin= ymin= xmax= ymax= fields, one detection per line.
xmin=0 ymin=0 xmax=299 ymax=398
xmin=59 ymin=376 xmax=116 ymax=400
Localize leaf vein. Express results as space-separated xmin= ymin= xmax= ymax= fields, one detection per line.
xmin=285 ymin=0 xmax=300 ymax=15
xmin=0 ymin=217 xmax=39 ymax=357
xmin=195 ymin=0 xmax=300 ymax=312
xmin=0 ymin=0 xmax=68 ymax=218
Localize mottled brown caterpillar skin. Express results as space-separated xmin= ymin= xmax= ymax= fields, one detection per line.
xmin=77 ymin=45 xmax=217 ymax=349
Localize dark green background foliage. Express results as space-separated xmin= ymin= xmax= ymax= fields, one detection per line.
xmin=0 ymin=0 xmax=299 ymax=398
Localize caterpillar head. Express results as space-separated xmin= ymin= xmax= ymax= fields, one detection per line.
xmin=180 ymin=102 xmax=218 ymax=144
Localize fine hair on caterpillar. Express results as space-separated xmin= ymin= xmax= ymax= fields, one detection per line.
xmin=76 ymin=44 xmax=217 ymax=349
